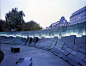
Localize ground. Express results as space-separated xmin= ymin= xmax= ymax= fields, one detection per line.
xmin=0 ymin=44 xmax=71 ymax=66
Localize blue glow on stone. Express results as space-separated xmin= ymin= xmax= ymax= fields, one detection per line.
xmin=83 ymin=30 xmax=86 ymax=35
xmin=40 ymin=34 xmax=44 ymax=37
xmin=70 ymin=32 xmax=77 ymax=35
xmin=6 ymin=35 xmax=9 ymax=37
xmin=58 ymin=35 xmax=60 ymax=38
xmin=54 ymin=33 xmax=59 ymax=37
xmin=65 ymin=33 xmax=71 ymax=36
xmin=38 ymin=37 xmax=41 ymax=39
xmin=15 ymin=34 xmax=21 ymax=37
xmin=0 ymin=23 xmax=86 ymax=39
xmin=45 ymin=36 xmax=50 ymax=38
xmin=29 ymin=35 xmax=34 ymax=38
xmin=34 ymin=34 xmax=39 ymax=38
xmin=61 ymin=32 xmax=66 ymax=37
xmin=8 ymin=35 xmax=14 ymax=36
xmin=13 ymin=35 xmax=16 ymax=37
xmin=0 ymin=32 xmax=85 ymax=38
xmin=0 ymin=34 xmax=7 ymax=36
xmin=21 ymin=35 xmax=27 ymax=38
xmin=76 ymin=34 xmax=82 ymax=37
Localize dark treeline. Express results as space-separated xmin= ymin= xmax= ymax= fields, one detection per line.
xmin=0 ymin=8 xmax=42 ymax=32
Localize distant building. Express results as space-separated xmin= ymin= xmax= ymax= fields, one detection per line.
xmin=57 ymin=16 xmax=69 ymax=27
xmin=70 ymin=6 xmax=86 ymax=25
xmin=46 ymin=16 xmax=69 ymax=29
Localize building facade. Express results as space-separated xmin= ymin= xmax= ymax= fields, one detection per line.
xmin=70 ymin=6 xmax=86 ymax=25
xmin=46 ymin=16 xmax=69 ymax=29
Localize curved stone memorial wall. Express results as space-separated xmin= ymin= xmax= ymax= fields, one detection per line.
xmin=0 ymin=35 xmax=86 ymax=65
xmin=0 ymin=21 xmax=86 ymax=66
xmin=0 ymin=21 xmax=86 ymax=39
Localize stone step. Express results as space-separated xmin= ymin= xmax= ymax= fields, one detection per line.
xmin=16 ymin=57 xmax=32 ymax=66
xmin=75 ymin=52 xmax=85 ymax=60
xmin=62 ymin=55 xmax=80 ymax=66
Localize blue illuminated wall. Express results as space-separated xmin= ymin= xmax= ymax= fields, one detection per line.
xmin=0 ymin=21 xmax=86 ymax=39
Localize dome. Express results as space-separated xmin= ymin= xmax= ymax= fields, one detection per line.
xmin=60 ymin=16 xmax=65 ymax=23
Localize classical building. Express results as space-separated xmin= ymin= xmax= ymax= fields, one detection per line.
xmin=46 ymin=16 xmax=69 ymax=29
xmin=70 ymin=6 xmax=86 ymax=25
xmin=57 ymin=16 xmax=69 ymax=27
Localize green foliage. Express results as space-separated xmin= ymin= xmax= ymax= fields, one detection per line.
xmin=5 ymin=8 xmax=25 ymax=31
xmin=23 ymin=20 xmax=42 ymax=31
xmin=17 ymin=25 xmax=23 ymax=31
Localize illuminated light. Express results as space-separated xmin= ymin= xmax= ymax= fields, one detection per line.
xmin=54 ymin=35 xmax=58 ymax=38
xmin=39 ymin=37 xmax=42 ymax=39
xmin=43 ymin=34 xmax=46 ymax=37
xmin=71 ymin=32 xmax=77 ymax=35
xmin=20 ymin=35 xmax=24 ymax=37
xmin=16 ymin=34 xmax=21 ymax=37
xmin=1 ymin=34 xmax=7 ymax=36
xmin=49 ymin=35 xmax=52 ymax=38
xmin=58 ymin=36 xmax=61 ymax=39
xmin=21 ymin=35 xmax=27 ymax=38
xmin=35 ymin=34 xmax=39 ymax=37
xmin=8 ymin=35 xmax=14 ymax=36
xmin=19 ymin=35 xmax=23 ymax=37
xmin=76 ymin=34 xmax=82 ymax=37
xmin=45 ymin=36 xmax=50 ymax=38
xmin=50 ymin=36 xmax=54 ymax=38
xmin=29 ymin=34 xmax=34 ymax=38
xmin=27 ymin=35 xmax=29 ymax=38
xmin=54 ymin=33 xmax=59 ymax=37
xmin=5 ymin=34 xmax=8 ymax=36
xmin=35 ymin=35 xmax=40 ymax=38
xmin=20 ymin=35 xmax=27 ymax=38
xmin=79 ymin=17 xmax=80 ymax=18
xmin=41 ymin=35 xmax=44 ymax=37
xmin=83 ymin=31 xmax=86 ymax=35
xmin=0 ymin=34 xmax=2 ymax=36
xmin=29 ymin=35 xmax=34 ymax=38
xmin=62 ymin=32 xmax=66 ymax=37
xmin=38 ymin=37 xmax=41 ymax=39
xmin=65 ymin=33 xmax=70 ymax=36
xmin=23 ymin=36 xmax=27 ymax=39
xmin=13 ymin=35 xmax=16 ymax=37
xmin=6 ymin=35 xmax=9 ymax=37
xmin=34 ymin=34 xmax=37 ymax=37
xmin=62 ymin=34 xmax=66 ymax=37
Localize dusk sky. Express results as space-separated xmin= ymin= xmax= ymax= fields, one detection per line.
xmin=0 ymin=0 xmax=86 ymax=29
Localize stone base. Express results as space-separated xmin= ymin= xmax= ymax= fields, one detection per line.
xmin=16 ymin=57 xmax=32 ymax=66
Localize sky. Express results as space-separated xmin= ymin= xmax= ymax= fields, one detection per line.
xmin=0 ymin=0 xmax=86 ymax=29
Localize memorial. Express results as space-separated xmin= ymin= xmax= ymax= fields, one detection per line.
xmin=0 ymin=21 xmax=86 ymax=66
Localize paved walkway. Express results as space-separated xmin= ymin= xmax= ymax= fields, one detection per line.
xmin=0 ymin=44 xmax=71 ymax=66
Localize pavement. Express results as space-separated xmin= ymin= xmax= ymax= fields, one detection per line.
xmin=0 ymin=44 xmax=71 ymax=66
